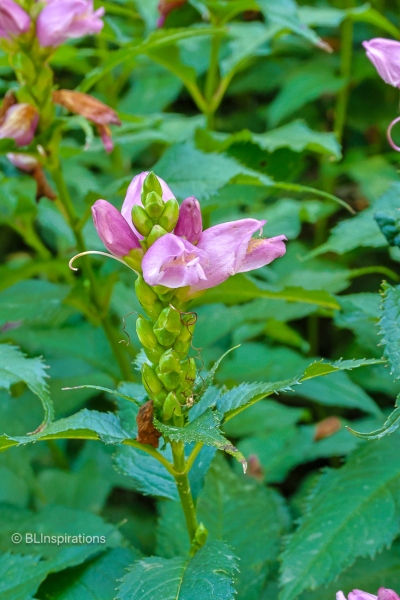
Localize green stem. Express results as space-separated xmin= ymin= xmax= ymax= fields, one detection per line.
xmin=172 ymin=441 xmax=199 ymax=543
xmin=334 ymin=14 xmax=353 ymax=143
xmin=204 ymin=34 xmax=222 ymax=129
xmin=184 ymin=441 xmax=203 ymax=473
xmin=48 ymin=162 xmax=133 ymax=382
xmin=349 ymin=265 xmax=400 ymax=282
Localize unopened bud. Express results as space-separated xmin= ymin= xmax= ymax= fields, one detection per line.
xmin=163 ymin=391 xmax=182 ymax=420
xmin=158 ymin=198 xmax=179 ymax=232
xmin=141 ymin=171 xmax=163 ymax=204
xmin=142 ymin=363 xmax=164 ymax=395
xmin=136 ymin=317 xmax=159 ymax=350
xmin=144 ymin=191 xmax=164 ymax=219
xmin=194 ymin=522 xmax=208 ymax=547
xmin=0 ymin=103 xmax=38 ymax=147
xmin=154 ymin=306 xmax=182 ymax=346
xmin=132 ymin=205 xmax=153 ymax=237
xmin=147 ymin=224 xmax=168 ymax=247
xmin=157 ymin=368 xmax=181 ymax=391
xmin=159 ymin=349 xmax=181 ymax=373
xmin=135 ymin=276 xmax=164 ymax=321
xmin=123 ymin=248 xmax=144 ymax=272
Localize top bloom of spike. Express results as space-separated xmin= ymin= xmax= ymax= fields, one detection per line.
xmin=90 ymin=171 xmax=287 ymax=296
xmin=337 ymin=588 xmax=400 ymax=600
xmin=0 ymin=0 xmax=31 ymax=40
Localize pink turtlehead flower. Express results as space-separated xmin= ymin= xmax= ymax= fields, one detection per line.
xmin=121 ymin=171 xmax=175 ymax=239
xmin=0 ymin=0 xmax=30 ymax=40
xmin=363 ymin=38 xmax=400 ymax=88
xmin=142 ymin=217 xmax=286 ymax=292
xmin=174 ymin=196 xmax=202 ymax=244
xmin=337 ymin=589 xmax=400 ymax=600
xmin=92 ymin=199 xmax=141 ymax=258
xmin=142 ymin=233 xmax=208 ymax=288
xmin=0 ymin=103 xmax=38 ymax=146
xmin=37 ymin=0 xmax=104 ymax=47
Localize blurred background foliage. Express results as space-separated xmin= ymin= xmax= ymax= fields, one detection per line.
xmin=2 ymin=0 xmax=400 ymax=598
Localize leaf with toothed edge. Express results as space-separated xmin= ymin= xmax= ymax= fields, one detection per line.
xmin=155 ymin=409 xmax=247 ymax=471
xmin=349 ymin=397 xmax=400 ymax=440
xmin=379 ymin=282 xmax=400 ymax=380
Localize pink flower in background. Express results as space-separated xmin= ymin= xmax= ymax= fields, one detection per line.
xmin=52 ymin=90 xmax=121 ymax=152
xmin=121 ymin=171 xmax=175 ymax=239
xmin=37 ymin=0 xmax=104 ymax=47
xmin=362 ymin=38 xmax=400 ymax=87
xmin=0 ymin=103 xmax=38 ymax=146
xmin=0 ymin=0 xmax=30 ymax=40
xmin=337 ymin=589 xmax=400 ymax=600
xmin=92 ymin=200 xmax=141 ymax=258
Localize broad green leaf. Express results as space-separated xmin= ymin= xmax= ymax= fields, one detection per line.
xmin=0 ymin=280 xmax=70 ymax=326
xmin=280 ymin=434 xmax=400 ymax=600
xmin=257 ymin=0 xmax=330 ymax=49
xmin=379 ymin=282 xmax=400 ymax=380
xmin=0 ymin=344 xmax=53 ymax=426
xmin=0 ymin=552 xmax=49 ymax=600
xmin=193 ymin=0 xmax=260 ymax=24
xmin=219 ymin=21 xmax=276 ymax=76
xmin=116 ymin=541 xmax=238 ymax=600
xmin=196 ymin=274 xmax=340 ymax=309
xmin=303 ymin=541 xmax=400 ymax=600
xmin=219 ymin=380 xmax=298 ymax=416
xmin=309 ymin=183 xmax=400 ymax=258
xmin=223 ymin=400 xmax=306 ymax=438
xmin=80 ymin=27 xmax=225 ymax=92
xmin=157 ymin=458 xmax=289 ymax=599
xmin=155 ymin=409 xmax=246 ymax=469
xmin=38 ymin=547 xmax=140 ymax=600
xmin=196 ymin=120 xmax=341 ymax=159
xmin=0 ymin=409 xmax=130 ymax=451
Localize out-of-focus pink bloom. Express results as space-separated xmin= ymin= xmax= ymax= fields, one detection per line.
xmin=0 ymin=0 xmax=30 ymax=40
xmin=0 ymin=103 xmax=38 ymax=146
xmin=363 ymin=38 xmax=400 ymax=87
xmin=142 ymin=233 xmax=208 ymax=287
xmin=7 ymin=152 xmax=38 ymax=171
xmin=142 ymin=217 xmax=286 ymax=291
xmin=174 ymin=196 xmax=202 ymax=244
xmin=121 ymin=171 xmax=175 ymax=238
xmin=337 ymin=589 xmax=400 ymax=600
xmin=52 ymin=90 xmax=120 ymax=153
xmin=92 ymin=199 xmax=141 ymax=258
xmin=37 ymin=0 xmax=104 ymax=47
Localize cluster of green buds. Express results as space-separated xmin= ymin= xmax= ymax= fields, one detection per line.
xmin=133 ymin=174 xmax=197 ymax=424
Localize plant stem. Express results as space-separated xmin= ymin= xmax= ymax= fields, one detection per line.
xmin=48 ymin=162 xmax=133 ymax=381
xmin=204 ymin=34 xmax=222 ymax=129
xmin=172 ymin=441 xmax=199 ymax=544
xmin=334 ymin=13 xmax=353 ymax=143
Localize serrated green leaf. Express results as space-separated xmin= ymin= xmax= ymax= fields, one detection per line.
xmin=0 ymin=344 xmax=53 ymax=426
xmin=0 ymin=552 xmax=49 ymax=600
xmin=349 ymin=401 xmax=400 ymax=441
xmin=155 ymin=409 xmax=246 ymax=468
xmin=218 ymin=380 xmax=297 ymax=416
xmin=0 ymin=409 xmax=130 ymax=451
xmin=116 ymin=541 xmax=237 ymax=600
xmin=0 ymin=280 xmax=70 ymax=326
xmin=280 ymin=434 xmax=400 ymax=600
xmin=63 ymin=384 xmax=141 ymax=406
xmin=196 ymin=120 xmax=341 ymax=159
xmin=379 ymin=282 xmax=400 ymax=380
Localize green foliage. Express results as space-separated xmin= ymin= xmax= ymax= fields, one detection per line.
xmin=116 ymin=541 xmax=238 ymax=600
xmin=379 ymin=282 xmax=400 ymax=380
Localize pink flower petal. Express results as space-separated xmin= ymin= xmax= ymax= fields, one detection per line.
xmin=363 ymin=38 xmax=400 ymax=88
xmin=92 ymin=199 xmax=141 ymax=257
xmin=174 ymin=196 xmax=202 ymax=244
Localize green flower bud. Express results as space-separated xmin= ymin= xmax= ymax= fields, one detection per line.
xmin=144 ymin=191 xmax=165 ymax=219
xmin=194 ymin=523 xmax=208 ymax=547
xmin=157 ymin=369 xmax=181 ymax=391
xmin=123 ymin=248 xmax=144 ymax=272
xmin=163 ymin=391 xmax=182 ymax=420
xmin=172 ymin=323 xmax=194 ymax=354
xmin=143 ymin=346 xmax=163 ymax=364
xmin=159 ymin=349 xmax=181 ymax=374
xmin=142 ymin=363 xmax=164 ymax=395
xmin=153 ymin=388 xmax=168 ymax=404
xmin=132 ymin=205 xmax=153 ymax=237
xmin=135 ymin=276 xmax=164 ymax=321
xmin=136 ymin=317 xmax=159 ymax=350
xmin=154 ymin=306 xmax=182 ymax=346
xmin=158 ymin=198 xmax=179 ymax=232
xmin=141 ymin=172 xmax=163 ymax=204
xmin=147 ymin=224 xmax=168 ymax=247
